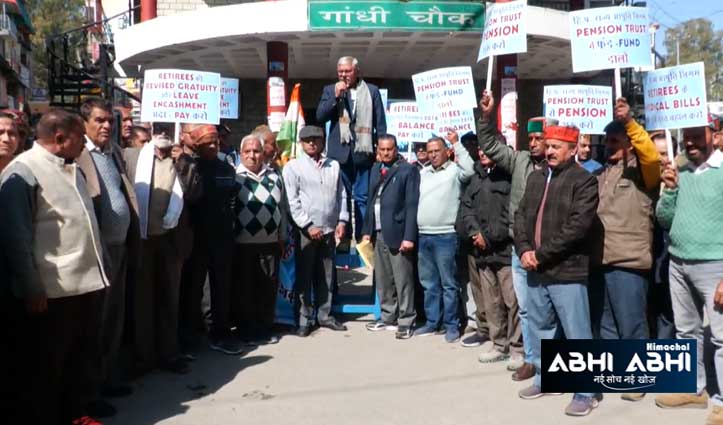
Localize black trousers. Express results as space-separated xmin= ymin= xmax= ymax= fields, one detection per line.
xmin=232 ymin=243 xmax=280 ymax=337
xmin=4 ymin=289 xmax=104 ymax=425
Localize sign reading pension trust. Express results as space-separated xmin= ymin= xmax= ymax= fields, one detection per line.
xmin=568 ymin=6 xmax=651 ymax=73
xmin=543 ymin=85 xmax=613 ymax=135
xmin=412 ymin=66 xmax=477 ymax=114
xmin=477 ymin=0 xmax=527 ymax=62
xmin=644 ymin=62 xmax=708 ymax=131
xmin=141 ymin=69 xmax=221 ymax=124
xmin=308 ymin=0 xmax=485 ymax=32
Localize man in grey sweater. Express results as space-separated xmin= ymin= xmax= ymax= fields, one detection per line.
xmin=283 ymin=126 xmax=349 ymax=337
xmin=415 ymin=131 xmax=475 ymax=343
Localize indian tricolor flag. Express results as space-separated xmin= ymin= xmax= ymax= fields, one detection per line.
xmin=276 ymin=83 xmax=305 ymax=165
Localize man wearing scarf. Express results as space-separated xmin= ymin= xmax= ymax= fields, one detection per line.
xmin=317 ymin=56 xmax=387 ymax=242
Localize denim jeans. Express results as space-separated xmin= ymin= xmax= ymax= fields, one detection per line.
xmin=511 ymin=246 xmax=532 ymax=362
xmin=340 ymin=161 xmax=370 ymax=241
xmin=418 ymin=233 xmax=460 ymax=332
xmin=590 ymin=266 xmax=649 ymax=340
xmin=527 ymin=272 xmax=594 ymax=398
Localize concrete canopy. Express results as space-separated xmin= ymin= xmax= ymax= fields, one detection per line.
xmin=115 ymin=0 xmax=599 ymax=80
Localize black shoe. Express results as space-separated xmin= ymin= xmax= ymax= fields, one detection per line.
xmin=297 ymin=326 xmax=311 ymax=337
xmin=100 ymin=384 xmax=133 ymax=398
xmin=395 ymin=326 xmax=413 ymax=340
xmin=320 ymin=319 xmax=347 ymax=331
xmin=86 ymin=399 xmax=117 ymax=418
xmin=159 ymin=358 xmax=191 ymax=374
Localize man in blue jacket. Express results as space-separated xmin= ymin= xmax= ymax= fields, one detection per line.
xmin=317 ymin=56 xmax=387 ymax=241
xmin=361 ymin=134 xmax=420 ymax=339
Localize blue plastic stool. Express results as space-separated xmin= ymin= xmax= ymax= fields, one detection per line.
xmin=333 ymin=250 xmax=381 ymax=320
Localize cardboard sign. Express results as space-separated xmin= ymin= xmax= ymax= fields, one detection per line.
xmin=141 ymin=69 xmax=221 ymax=124
xmin=436 ymin=109 xmax=476 ymax=135
xmin=569 ymin=6 xmax=651 ymax=73
xmin=644 ymin=62 xmax=708 ymax=131
xmin=386 ymin=101 xmax=436 ymax=149
xmin=477 ymin=0 xmax=527 ymax=61
xmin=544 ymin=85 xmax=613 ymax=134
xmin=412 ymin=66 xmax=477 ymax=114
xmin=220 ymin=78 xmax=239 ymax=119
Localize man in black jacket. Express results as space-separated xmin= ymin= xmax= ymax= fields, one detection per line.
xmin=514 ymin=124 xmax=600 ymax=417
xmin=460 ymin=150 xmax=521 ymax=368
xmin=362 ymin=134 xmax=419 ymax=339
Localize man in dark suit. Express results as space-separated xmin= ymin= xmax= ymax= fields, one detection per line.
xmin=361 ymin=134 xmax=419 ymax=339
xmin=317 ymin=56 xmax=387 ymax=241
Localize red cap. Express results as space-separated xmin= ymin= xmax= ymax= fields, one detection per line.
xmin=544 ymin=125 xmax=580 ymax=144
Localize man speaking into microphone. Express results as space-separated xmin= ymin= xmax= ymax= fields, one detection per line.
xmin=317 ymin=56 xmax=387 ymax=243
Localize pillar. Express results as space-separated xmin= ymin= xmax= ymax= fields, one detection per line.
xmin=266 ymin=42 xmax=289 ymax=132
xmin=266 ymin=41 xmax=288 ymax=81
xmin=140 ymin=0 xmax=157 ymax=22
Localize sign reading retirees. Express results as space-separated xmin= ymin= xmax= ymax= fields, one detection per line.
xmin=568 ymin=6 xmax=651 ymax=73
xmin=413 ymin=66 xmax=477 ymax=114
xmin=386 ymin=101 xmax=435 ymax=147
xmin=544 ymin=85 xmax=613 ymax=134
xmin=644 ymin=62 xmax=708 ymax=131
xmin=477 ymin=0 xmax=527 ymax=62
xmin=220 ymin=78 xmax=239 ymax=119
xmin=141 ymin=69 xmax=221 ymax=124
xmin=309 ymin=0 xmax=485 ymax=32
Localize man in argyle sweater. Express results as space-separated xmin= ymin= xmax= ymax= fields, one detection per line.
xmin=234 ymin=134 xmax=287 ymax=345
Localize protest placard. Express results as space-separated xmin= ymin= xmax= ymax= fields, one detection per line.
xmin=477 ymin=0 xmax=527 ymax=62
xmin=436 ymin=109 xmax=476 ymax=135
xmin=412 ymin=66 xmax=477 ymax=114
xmin=644 ymin=62 xmax=708 ymax=131
xmin=543 ymin=85 xmax=613 ymax=134
xmin=141 ymin=69 xmax=221 ymax=124
xmin=386 ymin=101 xmax=436 ymax=152
xmin=568 ymin=6 xmax=651 ymax=73
xmin=221 ymin=77 xmax=239 ymax=119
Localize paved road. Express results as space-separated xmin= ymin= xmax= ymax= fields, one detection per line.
xmin=106 ymin=320 xmax=704 ymax=425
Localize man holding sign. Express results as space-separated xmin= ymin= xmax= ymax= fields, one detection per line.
xmin=655 ymin=116 xmax=723 ymax=422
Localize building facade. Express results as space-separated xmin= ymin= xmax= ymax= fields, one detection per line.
xmin=0 ymin=0 xmax=32 ymax=110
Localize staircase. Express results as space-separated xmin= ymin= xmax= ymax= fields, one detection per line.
xmin=46 ymin=7 xmax=140 ymax=110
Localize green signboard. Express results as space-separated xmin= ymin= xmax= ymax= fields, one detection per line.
xmin=308 ymin=0 xmax=485 ymax=32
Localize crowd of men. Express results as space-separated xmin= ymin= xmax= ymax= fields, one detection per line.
xmin=1 ymin=55 xmax=723 ymax=424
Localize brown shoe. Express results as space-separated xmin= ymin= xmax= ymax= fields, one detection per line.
xmin=621 ymin=393 xmax=646 ymax=402
xmin=512 ymin=362 xmax=535 ymax=381
xmin=655 ymin=392 xmax=709 ymax=409
xmin=707 ymin=406 xmax=723 ymax=425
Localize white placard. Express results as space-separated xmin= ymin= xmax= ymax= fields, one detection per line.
xmin=221 ymin=77 xmax=239 ymax=119
xmin=543 ymin=85 xmax=613 ymax=134
xmin=386 ymin=101 xmax=436 ymax=147
xmin=380 ymin=88 xmax=389 ymax=111
xmin=436 ymin=109 xmax=476 ymax=135
xmin=569 ymin=6 xmax=652 ymax=73
xmin=412 ymin=66 xmax=477 ymax=114
xmin=141 ymin=69 xmax=221 ymax=124
xmin=477 ymin=0 xmax=528 ymax=61
xmin=644 ymin=62 xmax=708 ymax=131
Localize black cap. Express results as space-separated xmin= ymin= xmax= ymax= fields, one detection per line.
xmin=299 ymin=125 xmax=324 ymax=139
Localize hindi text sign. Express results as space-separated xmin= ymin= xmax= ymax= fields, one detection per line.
xmin=544 ymin=85 xmax=613 ymax=134
xmin=141 ymin=69 xmax=221 ymax=124
xmin=412 ymin=66 xmax=477 ymax=114
xmin=221 ymin=78 xmax=239 ymax=119
xmin=477 ymin=0 xmax=527 ymax=61
xmin=569 ymin=6 xmax=651 ymax=73
xmin=644 ymin=62 xmax=708 ymax=131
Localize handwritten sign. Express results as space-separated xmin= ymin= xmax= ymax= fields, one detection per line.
xmin=386 ymin=101 xmax=436 ymax=147
xmin=141 ymin=69 xmax=220 ymax=124
xmin=477 ymin=0 xmax=527 ymax=61
xmin=220 ymin=78 xmax=239 ymax=119
xmin=644 ymin=62 xmax=708 ymax=131
xmin=569 ymin=6 xmax=651 ymax=73
xmin=436 ymin=109 xmax=476 ymax=135
xmin=544 ymin=85 xmax=613 ymax=134
xmin=412 ymin=66 xmax=477 ymax=114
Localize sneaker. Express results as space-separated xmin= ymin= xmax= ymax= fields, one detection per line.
xmin=707 ymin=406 xmax=723 ymax=425
xmin=506 ymin=354 xmax=525 ymax=371
xmin=655 ymin=392 xmax=709 ymax=409
xmin=72 ymin=416 xmax=103 ymax=425
xmin=395 ymin=326 xmax=413 ymax=340
xmin=621 ymin=393 xmax=646 ymax=402
xmin=478 ymin=348 xmax=509 ymax=363
xmin=414 ymin=324 xmax=438 ymax=337
xmin=445 ymin=329 xmax=461 ymax=343
xmin=85 ymin=400 xmax=116 ymax=418
xmin=209 ymin=338 xmax=245 ymax=355
xmin=366 ymin=321 xmax=398 ymax=332
xmin=460 ymin=333 xmax=487 ymax=347
xmin=564 ymin=394 xmax=599 ymax=416
xmin=518 ymin=384 xmax=563 ymax=400
xmin=319 ymin=318 xmax=348 ymax=331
